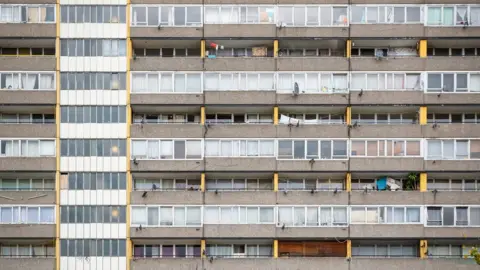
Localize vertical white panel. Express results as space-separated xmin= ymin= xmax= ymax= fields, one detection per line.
xmin=89 ymin=190 xmax=97 ymax=206
xmin=60 ymin=224 xmax=68 ymax=238
xmin=60 ymin=191 xmax=69 ymax=205
xmin=60 ymin=257 xmax=68 ymax=270
xmin=118 ymin=257 xmax=127 ymax=270
xmin=118 ymin=191 xmax=127 ymax=205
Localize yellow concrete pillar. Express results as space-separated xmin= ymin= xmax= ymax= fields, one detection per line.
xmin=273 ymin=173 xmax=279 ymax=192
xmin=201 ymin=40 xmax=205 ymax=58
xmin=419 ymin=107 xmax=427 ymax=125
xmin=420 ymin=240 xmax=428 ymax=258
xmin=201 ymin=173 xmax=205 ymax=192
xmin=346 ymin=173 xmax=351 ymax=192
xmin=201 ymin=239 xmax=206 ymax=258
xmin=273 ymin=240 xmax=278 ymax=258
xmin=201 ymin=106 xmax=206 ymax=125
xmin=346 ymin=107 xmax=352 ymax=125
xmin=420 ymin=173 xmax=427 ymax=192
xmin=274 ymin=40 xmax=279 ymax=58
xmin=346 ymin=240 xmax=352 ymax=258
xmin=346 ymin=40 xmax=352 ymax=58
xmin=419 ymin=40 xmax=427 ymax=58
xmin=273 ymin=106 xmax=279 ymax=125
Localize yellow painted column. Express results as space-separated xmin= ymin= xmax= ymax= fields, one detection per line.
xmin=274 ymin=40 xmax=279 ymax=58
xmin=201 ymin=240 xmax=206 ymax=258
xmin=273 ymin=107 xmax=279 ymax=125
xmin=273 ymin=173 xmax=278 ymax=192
xmin=419 ymin=40 xmax=427 ymax=58
xmin=419 ymin=107 xmax=427 ymax=125
xmin=126 ymin=1 xmax=132 ymax=269
xmin=55 ymin=0 xmax=61 ymax=268
xmin=346 ymin=107 xmax=352 ymax=125
xmin=201 ymin=40 xmax=206 ymax=58
xmin=201 ymin=173 xmax=205 ymax=192
xmin=346 ymin=240 xmax=352 ymax=258
xmin=346 ymin=173 xmax=351 ymax=192
xmin=420 ymin=173 xmax=427 ymax=192
xmin=346 ymin=40 xmax=352 ymax=58
xmin=201 ymin=106 xmax=206 ymax=125
xmin=273 ymin=240 xmax=278 ymax=258
xmin=420 ymin=240 xmax=428 ymax=258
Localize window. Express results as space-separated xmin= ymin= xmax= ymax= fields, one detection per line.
xmin=206 ymin=178 xmax=273 ymax=191
xmin=427 ymin=72 xmax=480 ymax=93
xmin=204 ymin=206 xmax=274 ymax=224
xmin=61 ymin=106 xmax=126 ymax=123
xmin=134 ymin=244 xmax=201 ymax=258
xmin=61 ymin=6 xmax=126 ymax=23
xmin=352 ymin=244 xmax=418 ymax=258
xmin=277 ymin=73 xmax=348 ymax=93
xmin=131 ymin=139 xmax=201 ymax=160
xmin=351 ymin=5 xmax=422 ymax=24
xmin=131 ymin=206 xmax=202 ymax=227
xmin=427 ymin=139 xmax=479 ymax=160
xmin=206 ymin=244 xmax=272 ymax=258
xmin=204 ymin=72 xmax=275 ymax=91
xmin=427 ymin=5 xmax=480 ymax=26
xmin=60 ymin=72 xmax=126 ymax=90
xmin=0 ymin=206 xmax=55 ymax=224
xmin=132 ymin=72 xmax=201 ymax=93
xmin=278 ymin=6 xmax=348 ymax=26
xmin=0 ymin=72 xmax=55 ymax=91
xmin=350 ymin=140 xmax=421 ymax=157
xmin=351 ymin=113 xmax=416 ymax=125
xmin=60 ymin=206 xmax=126 ymax=223
xmin=132 ymin=6 xmax=202 ymax=26
xmin=278 ymin=206 xmax=348 ymax=227
xmin=60 ymin=239 xmax=126 ymax=257
xmin=0 ymin=5 xmax=55 ymax=23
xmin=350 ymin=73 xmax=421 ymax=91
xmin=60 ymin=39 xmax=126 ymax=57
xmin=61 ymin=172 xmax=126 ymax=190
xmin=277 ymin=140 xmax=347 ymax=160
xmin=205 ymin=140 xmax=274 ymax=157
xmin=350 ymin=206 xmax=421 ymax=224
xmin=204 ymin=6 xmax=275 ymax=24
xmin=134 ymin=178 xmax=201 ymax=191
xmin=427 ymin=206 xmax=480 ymax=226
xmin=0 ymin=178 xmax=54 ymax=191
xmin=0 ymin=139 xmax=55 ymax=157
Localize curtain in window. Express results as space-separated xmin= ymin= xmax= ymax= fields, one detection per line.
xmin=428 ymin=7 xmax=442 ymax=25
xmin=456 ymin=7 xmax=468 ymax=25
xmin=40 ymin=207 xmax=54 ymax=223
xmin=159 ymin=207 xmax=173 ymax=225
xmin=204 ymin=207 xmax=218 ymax=224
xmin=278 ymin=207 xmax=293 ymax=225
xmin=132 ymin=74 xmax=146 ymax=92
xmin=406 ymin=208 xmax=420 ymax=222
xmin=28 ymin=141 xmax=39 ymax=156
xmin=351 ymin=74 xmax=365 ymax=90
xmin=333 ymin=75 xmax=347 ymax=91
xmin=147 ymin=207 xmax=158 ymax=225
xmin=277 ymin=73 xmax=292 ymax=92
xmin=173 ymin=207 xmax=185 ymax=226
xmin=427 ymin=208 xmax=442 ymax=225
xmin=132 ymin=207 xmax=146 ymax=225
xmin=40 ymin=141 xmax=55 ymax=156
xmin=427 ymin=140 xmax=442 ymax=159
xmin=333 ymin=207 xmax=347 ymax=225
xmin=160 ymin=140 xmax=173 ymax=159
xmin=443 ymin=7 xmax=454 ymax=25
xmin=39 ymin=74 xmax=54 ymax=90
xmin=27 ymin=7 xmax=39 ymax=22
xmin=471 ymin=8 xmax=480 ymax=26
xmin=293 ymin=207 xmax=305 ymax=226
xmin=186 ymin=207 xmax=201 ymax=225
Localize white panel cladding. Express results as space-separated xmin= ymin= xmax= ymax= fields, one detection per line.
xmin=60 ymin=24 xmax=127 ymax=39
xmin=60 ymin=224 xmax=126 ymax=239
xmin=60 ymin=57 xmax=127 ymax=72
xmin=60 ymin=124 xmax=127 ymax=139
xmin=61 ymin=90 xmax=126 ymax=105
xmin=60 ymin=157 xmax=127 ymax=172
xmin=60 ymin=190 xmax=127 ymax=205
xmin=60 ymin=0 xmax=127 ymax=5
xmin=61 ymin=257 xmax=126 ymax=270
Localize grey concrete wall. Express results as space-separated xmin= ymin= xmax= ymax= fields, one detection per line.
xmin=276 ymin=94 xmax=349 ymax=105
xmin=426 ymin=57 xmax=480 ymax=71
xmin=277 ymin=58 xmax=348 ymax=71
xmin=205 ymin=158 xmax=276 ymax=171
xmin=426 ymin=27 xmax=480 ymax=38
xmin=277 ymin=227 xmax=349 ymax=238
xmin=350 ymin=24 xmax=425 ymax=38
xmin=350 ymin=158 xmax=424 ymax=172
xmin=350 ymin=91 xmax=424 ymax=105
xmin=0 ymin=224 xmax=55 ymax=238
xmin=205 ymin=191 xmax=276 ymax=205
xmin=204 ymin=25 xmax=275 ymax=38
xmin=0 ymin=258 xmax=55 ymax=270
xmin=131 ymin=124 xmax=204 ymax=138
xmin=0 ymin=24 xmax=55 ymax=38
xmin=131 ymin=258 xmax=202 ymax=270
xmin=204 ymin=224 xmax=275 ymax=238
xmin=424 ymin=160 xmax=479 ymax=172
xmin=130 ymin=227 xmax=202 ymax=238
xmin=277 ymin=28 xmax=348 ymax=38
xmin=0 ymin=91 xmax=56 ymax=105
xmin=0 ymin=191 xmax=55 ymax=204
xmin=350 ymin=191 xmax=424 ymax=205
xmin=424 ymin=227 xmax=480 ymax=238
xmin=131 ymin=57 xmax=203 ymax=71
xmin=350 ymin=125 xmax=422 ymax=138
xmin=0 ymin=124 xmax=55 ymax=138
xmin=131 ymin=27 xmax=202 ymax=38
xmin=204 ymin=91 xmax=276 ymax=105
xmin=131 ymin=191 xmax=203 ymax=205
xmin=422 ymin=124 xmax=480 ymax=138
xmin=351 ymin=58 xmax=426 ymax=72
xmin=204 ymin=58 xmax=275 ymax=71
xmin=205 ymin=125 xmax=276 ymax=138
xmin=276 ymin=191 xmax=348 ymax=205
xmin=424 ymin=93 xmax=480 ymax=105
xmin=130 ymin=94 xmax=203 ymax=106
xmin=0 ymin=158 xmax=56 ymax=172
xmin=0 ymin=57 xmax=55 ymax=71
xmin=350 ymin=224 xmax=425 ymax=238
xmin=131 ymin=160 xmax=203 ymax=172
xmin=276 ymin=125 xmax=349 ymax=138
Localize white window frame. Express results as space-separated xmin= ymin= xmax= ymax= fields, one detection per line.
xmin=350 ymin=205 xmax=423 ymax=225
xmin=276 ymin=139 xmax=349 ymax=160
xmin=203 ymin=5 xmax=276 ymax=25
xmin=425 ymin=138 xmax=480 ymax=160
xmin=277 ymin=5 xmax=349 ymax=27
xmin=425 ymin=5 xmax=480 ymax=27
xmin=203 ymin=205 xmax=276 ymax=225
xmin=350 ymin=139 xmax=423 ymax=158
xmin=425 ymin=205 xmax=480 ymax=227
xmin=0 ymin=205 xmax=56 ymax=224
xmin=350 ymin=5 xmax=424 ymax=25
xmin=0 ymin=72 xmax=56 ymax=91
xmin=277 ymin=205 xmax=348 ymax=227
xmin=0 ymin=139 xmax=56 ymax=157
xmin=130 ymin=139 xmax=203 ymax=160
xmin=425 ymin=72 xmax=480 ymax=93
xmin=350 ymin=72 xmax=423 ymax=91
xmin=130 ymin=205 xmax=203 ymax=227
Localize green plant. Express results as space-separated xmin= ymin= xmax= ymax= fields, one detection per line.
xmin=404 ymin=173 xmax=419 ymax=190
xmin=470 ymin=247 xmax=480 ymax=265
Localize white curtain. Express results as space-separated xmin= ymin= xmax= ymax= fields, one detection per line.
xmin=406 ymin=208 xmax=420 ymax=222
xmin=132 ymin=207 xmax=146 ymax=225
xmin=204 ymin=73 xmax=219 ymax=90
xmin=259 ymin=141 xmax=274 ymax=156
xmin=427 ymin=208 xmax=442 ymax=225
xmin=246 ymin=207 xmax=258 ymax=224
xmin=306 ymin=207 xmax=318 ymax=226
xmin=319 ymin=207 xmax=332 ymax=226
xmin=394 ymin=207 xmax=405 ymax=223
xmin=160 ymin=140 xmax=173 ymax=159
xmin=159 ymin=73 xmax=173 ymax=92
xmin=174 ymin=74 xmax=185 ymax=92
xmin=40 ymin=141 xmax=55 ymax=156
xmin=293 ymin=207 xmax=305 ymax=226
xmin=174 ymin=207 xmax=185 ymax=226
xmin=186 ymin=207 xmax=201 ymax=225
xmin=186 ymin=74 xmax=201 ymax=93
xmin=40 ymin=207 xmax=54 ymax=223
xmin=305 ymin=73 xmax=319 ymax=92
xmin=28 ymin=141 xmax=39 ymax=156
xmin=27 ymin=207 xmax=38 ymax=223
xmin=147 ymin=140 xmax=159 ymax=159
xmin=159 ymin=207 xmax=173 ymax=225
xmin=204 ymin=7 xmax=218 ymax=24
xmin=427 ymin=140 xmax=442 ymax=159
xmin=351 ymin=74 xmax=365 ymax=90
xmin=205 ymin=141 xmax=219 ymax=157
xmin=132 ymin=74 xmax=146 ymax=93
xmin=456 ymin=208 xmax=468 ymax=225
xmin=278 ymin=207 xmax=293 ymax=225
xmin=204 ymin=207 xmax=219 ymax=224
xmin=277 ymin=73 xmax=292 ymax=92
xmin=39 ymin=74 xmax=54 ymax=90
xmin=186 ymin=141 xmax=201 ymax=159
xmin=220 ymin=141 xmax=233 ymax=156
xmin=471 ymin=7 xmax=480 ymax=26
xmin=470 ymin=208 xmax=480 ymax=225
xmin=259 ymin=208 xmax=274 ymax=223
xmin=333 ymin=207 xmax=347 ymax=225
xmin=132 ymin=141 xmax=147 ymax=158
xmin=247 ymin=141 xmax=258 ymax=156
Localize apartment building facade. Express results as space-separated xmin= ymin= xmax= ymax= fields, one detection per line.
xmin=0 ymin=0 xmax=479 ymax=270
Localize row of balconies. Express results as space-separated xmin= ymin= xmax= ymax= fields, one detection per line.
xmin=3 ymin=23 xmax=480 ymax=39
xmin=2 ymin=188 xmax=479 ymax=205
xmin=2 ymin=55 xmax=480 ymax=71
xmin=0 ymin=257 xmax=476 ymax=270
